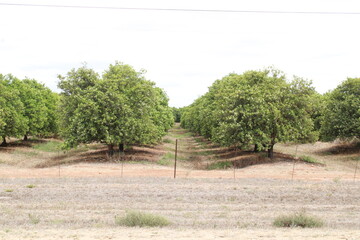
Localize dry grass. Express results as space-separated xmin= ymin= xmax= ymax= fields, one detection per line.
xmin=0 ymin=127 xmax=360 ymax=240
xmin=0 ymin=177 xmax=359 ymax=229
xmin=275 ymin=141 xmax=360 ymax=172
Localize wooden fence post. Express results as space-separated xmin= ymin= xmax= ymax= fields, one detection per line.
xmin=174 ymin=139 xmax=178 ymax=179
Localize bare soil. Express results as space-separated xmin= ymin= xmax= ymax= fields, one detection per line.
xmin=0 ymin=125 xmax=359 ymax=239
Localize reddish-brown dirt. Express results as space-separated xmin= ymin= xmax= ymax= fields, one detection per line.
xmin=0 ymin=125 xmax=359 ymax=181
xmin=0 ymin=160 xmax=357 ymax=181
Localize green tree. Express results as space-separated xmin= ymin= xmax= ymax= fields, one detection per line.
xmin=58 ymin=62 xmax=173 ymax=152
xmin=308 ymin=92 xmax=327 ymax=136
xmin=172 ymin=107 xmax=181 ymax=123
xmin=0 ymin=74 xmax=27 ymax=146
xmin=10 ymin=78 xmax=59 ymax=140
xmin=58 ymin=65 xmax=101 ymax=148
xmin=181 ymin=68 xmax=318 ymax=158
xmin=41 ymin=90 xmax=60 ymax=137
xmin=321 ymin=78 xmax=360 ymax=140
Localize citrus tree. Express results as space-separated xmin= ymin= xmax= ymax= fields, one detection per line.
xmin=321 ymin=78 xmax=360 ymax=140
xmin=181 ymin=68 xmax=318 ymax=158
xmin=10 ymin=78 xmax=59 ymax=140
xmin=0 ymin=74 xmax=27 ymax=146
xmin=58 ymin=62 xmax=173 ymax=152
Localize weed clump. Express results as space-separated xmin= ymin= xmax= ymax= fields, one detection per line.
xmin=28 ymin=214 xmax=40 ymax=224
xmin=162 ymin=138 xmax=173 ymax=144
xmin=273 ymin=212 xmax=324 ymax=228
xmin=207 ymin=161 xmax=232 ymax=170
xmin=299 ymin=155 xmax=322 ymax=165
xmin=115 ymin=210 xmax=171 ymax=227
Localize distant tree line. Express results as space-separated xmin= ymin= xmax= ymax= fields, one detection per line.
xmin=180 ymin=68 xmax=360 ymax=158
xmin=0 ymin=62 xmax=174 ymax=152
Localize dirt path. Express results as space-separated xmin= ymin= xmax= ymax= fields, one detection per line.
xmin=0 ymin=124 xmax=359 ymax=181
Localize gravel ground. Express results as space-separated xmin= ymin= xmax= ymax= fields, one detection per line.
xmin=1 ymin=177 xmax=359 ymax=230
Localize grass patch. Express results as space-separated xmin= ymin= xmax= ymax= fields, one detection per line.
xmin=115 ymin=210 xmax=171 ymax=227
xmin=26 ymin=184 xmax=36 ymax=189
xmin=169 ymin=131 xmax=193 ymax=139
xmin=162 ymin=138 xmax=174 ymax=144
xmin=273 ymin=212 xmax=324 ymax=228
xmin=125 ymin=160 xmax=152 ymax=165
xmin=194 ymin=138 xmax=210 ymax=147
xmin=13 ymin=150 xmax=39 ymax=157
xmin=68 ymin=145 xmax=91 ymax=154
xmin=158 ymin=158 xmax=172 ymax=166
xmin=4 ymin=189 xmax=13 ymax=193
xmin=33 ymin=141 xmax=62 ymax=152
xmin=207 ymin=161 xmax=232 ymax=170
xmin=158 ymin=152 xmax=174 ymax=166
xmin=162 ymin=152 xmax=175 ymax=160
xmin=299 ymin=155 xmax=322 ymax=164
xmin=194 ymin=150 xmax=213 ymax=156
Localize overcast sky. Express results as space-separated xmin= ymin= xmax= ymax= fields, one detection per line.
xmin=0 ymin=0 xmax=359 ymax=107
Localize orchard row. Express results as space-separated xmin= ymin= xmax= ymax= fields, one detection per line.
xmin=0 ymin=62 xmax=174 ymax=151
xmin=180 ymin=68 xmax=359 ymax=158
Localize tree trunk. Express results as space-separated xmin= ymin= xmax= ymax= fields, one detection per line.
xmin=267 ymin=144 xmax=274 ymax=159
xmin=24 ymin=135 xmax=28 ymax=141
xmin=254 ymin=144 xmax=260 ymax=152
xmin=1 ymin=136 xmax=7 ymax=147
xmin=107 ymin=144 xmax=114 ymax=156
xmin=119 ymin=143 xmax=124 ymax=153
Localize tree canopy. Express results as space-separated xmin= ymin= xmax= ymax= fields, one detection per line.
xmin=321 ymin=78 xmax=360 ymax=140
xmin=58 ymin=62 xmax=173 ymax=151
xmin=181 ymin=68 xmax=318 ymax=158
xmin=10 ymin=78 xmax=59 ymax=140
xmin=0 ymin=74 xmax=59 ymax=145
xmin=0 ymin=74 xmax=27 ymax=145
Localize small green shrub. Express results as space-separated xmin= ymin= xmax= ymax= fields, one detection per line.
xmin=333 ymin=177 xmax=341 ymax=183
xmin=115 ymin=210 xmax=171 ymax=227
xmin=207 ymin=161 xmax=232 ymax=170
xmin=273 ymin=212 xmax=324 ymax=228
xmin=26 ymin=184 xmax=36 ymax=189
xmin=28 ymin=214 xmax=40 ymax=224
xmin=299 ymin=155 xmax=321 ymax=164
xmin=4 ymin=189 xmax=13 ymax=192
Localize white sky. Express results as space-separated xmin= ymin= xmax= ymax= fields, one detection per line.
xmin=0 ymin=0 xmax=359 ymax=107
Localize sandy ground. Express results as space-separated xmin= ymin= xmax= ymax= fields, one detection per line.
xmin=0 ymin=126 xmax=359 ymax=239
xmin=1 ymin=228 xmax=360 ymax=240
xmin=1 ymin=177 xmax=359 ymax=239
xmin=0 ymin=160 xmax=357 ymax=181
